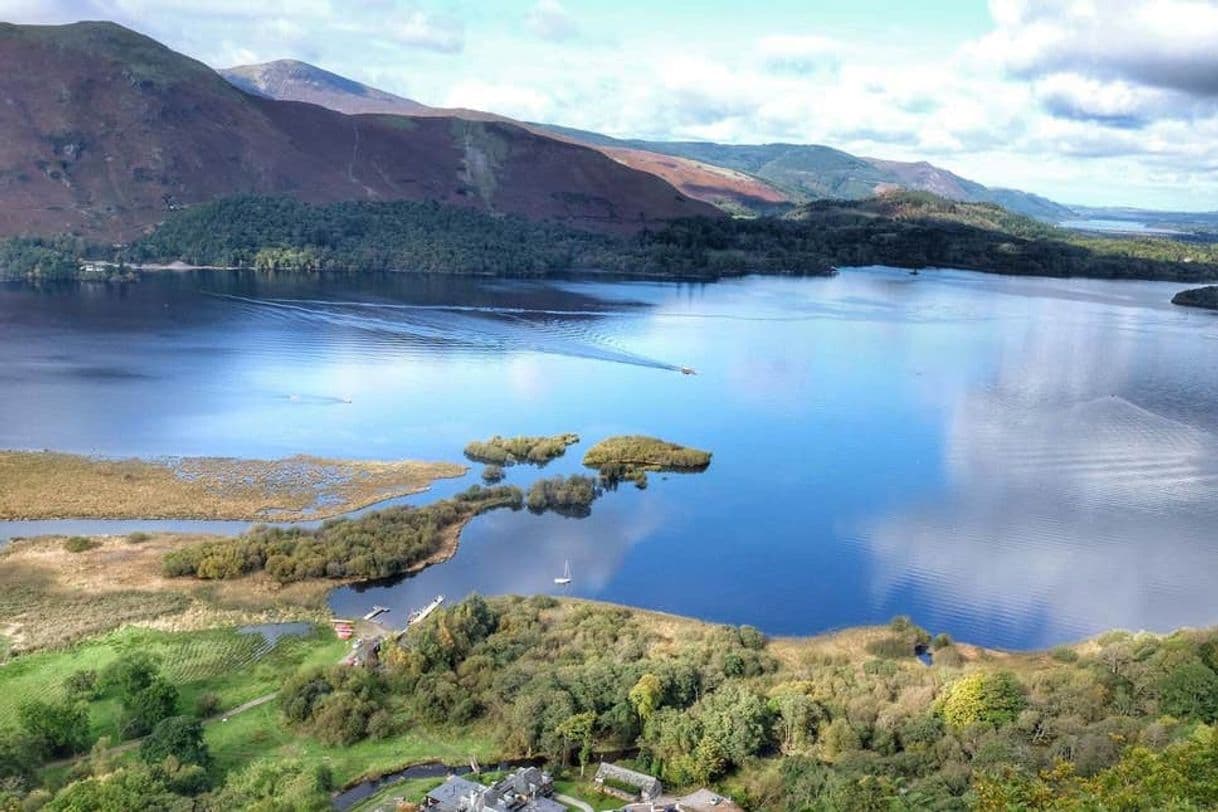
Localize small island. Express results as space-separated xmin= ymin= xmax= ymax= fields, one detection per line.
xmin=463 ymin=433 xmax=580 ymax=466
xmin=526 ymin=474 xmax=602 ymax=517
xmin=1172 ymin=285 xmax=1218 ymax=310
xmin=583 ymin=435 xmax=712 ymax=487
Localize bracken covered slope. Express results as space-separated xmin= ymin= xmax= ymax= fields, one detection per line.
xmin=0 ymin=22 xmax=718 ymax=240
xmin=221 ymin=58 xmax=792 ymax=213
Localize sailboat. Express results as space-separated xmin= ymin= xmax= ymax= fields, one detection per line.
xmin=554 ymin=560 xmax=572 ymax=586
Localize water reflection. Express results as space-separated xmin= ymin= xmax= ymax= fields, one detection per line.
xmin=336 ymin=493 xmax=665 ymax=622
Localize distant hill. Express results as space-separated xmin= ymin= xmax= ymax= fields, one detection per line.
xmin=220 ymin=60 xmax=789 ymax=214
xmin=537 ymin=125 xmax=1076 ymax=221
xmin=0 ymin=22 xmax=716 ymax=240
xmin=218 ymin=59 xmax=1076 ymax=221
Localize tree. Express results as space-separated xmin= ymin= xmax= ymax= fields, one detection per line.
xmin=941 ymin=672 xmax=1025 ymax=730
xmin=1158 ymin=660 xmax=1218 ymax=722
xmin=309 ymin=693 xmax=373 ymax=746
xmin=44 ymin=764 xmax=186 ymax=811
xmin=99 ymin=652 xmax=159 ymax=699
xmin=139 ymin=717 xmax=210 ymax=768
xmin=697 ymin=684 xmax=773 ymax=765
xmin=0 ymin=730 xmax=38 ymax=793
xmin=17 ymin=699 xmax=90 ymax=758
xmin=554 ymin=711 xmax=596 ymax=775
xmin=629 ymin=674 xmax=664 ymax=723
xmin=210 ymin=759 xmax=333 ymax=812
xmin=770 ymin=688 xmax=822 ymax=754
xmin=122 ymin=678 xmax=179 ymax=739
xmin=692 ymin=735 xmax=728 ymax=784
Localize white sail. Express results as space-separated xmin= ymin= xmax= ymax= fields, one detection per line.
xmin=554 ymin=560 xmax=572 ymax=585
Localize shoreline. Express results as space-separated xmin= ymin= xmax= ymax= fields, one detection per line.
xmin=0 ymin=523 xmax=1188 ymax=658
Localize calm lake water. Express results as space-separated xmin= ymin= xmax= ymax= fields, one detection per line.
xmin=2 ymin=268 xmax=1217 ymax=649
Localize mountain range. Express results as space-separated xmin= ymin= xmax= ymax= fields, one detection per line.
xmin=0 ymin=21 xmax=715 ymax=241
xmin=222 ymin=59 xmax=1073 ymax=221
xmin=0 ymin=20 xmax=1076 ymax=245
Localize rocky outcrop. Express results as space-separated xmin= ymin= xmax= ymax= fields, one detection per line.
xmin=1172 ymin=286 xmax=1218 ymax=310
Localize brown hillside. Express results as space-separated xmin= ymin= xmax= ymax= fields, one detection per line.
xmin=221 ymin=58 xmax=791 ymax=212
xmin=0 ymin=22 xmax=718 ymax=240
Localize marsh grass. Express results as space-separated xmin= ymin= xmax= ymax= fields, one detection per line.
xmin=0 ymin=535 xmax=331 ymax=652
xmin=0 ymin=450 xmax=464 ymax=521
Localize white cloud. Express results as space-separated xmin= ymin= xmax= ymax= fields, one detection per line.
xmin=756 ymin=34 xmax=839 ymax=74
xmin=974 ymin=0 xmax=1218 ymax=97
xmin=384 ymin=9 xmax=464 ymax=53
xmin=444 ymin=79 xmax=555 ymax=121
xmin=525 ymin=0 xmax=577 ymax=41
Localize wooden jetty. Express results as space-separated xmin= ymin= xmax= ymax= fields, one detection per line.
xmin=362 ymin=605 xmax=390 ymax=621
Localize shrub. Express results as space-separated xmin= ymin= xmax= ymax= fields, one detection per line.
xmin=63 ymin=536 xmax=98 ymax=553
xmin=582 ymin=435 xmax=711 ymax=471
xmin=1051 ymin=646 xmax=1080 ymax=663
xmin=126 ymin=531 xmax=152 ymax=544
xmin=525 ymin=475 xmax=601 ymax=517
xmin=63 ymin=670 xmax=99 ymax=700
xmin=194 ymin=692 xmax=221 ymax=718
xmin=464 ymin=434 xmax=579 ymax=466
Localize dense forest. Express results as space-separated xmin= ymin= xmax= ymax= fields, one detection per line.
xmin=4 ymin=192 xmax=1218 ymax=282
xmin=194 ymin=601 xmax=1218 ymax=808
xmin=267 ymin=597 xmax=1218 ymax=810
xmin=5 ymin=597 xmax=1218 ymax=809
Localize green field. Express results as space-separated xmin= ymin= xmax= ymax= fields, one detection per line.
xmin=205 ymin=701 xmax=499 ymax=786
xmin=553 ymin=775 xmax=617 ymax=810
xmin=350 ymin=776 xmax=447 ymax=812
xmin=0 ymin=625 xmax=345 ymax=740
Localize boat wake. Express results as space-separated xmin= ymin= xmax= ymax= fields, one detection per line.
xmin=206 ymin=292 xmax=684 ymax=372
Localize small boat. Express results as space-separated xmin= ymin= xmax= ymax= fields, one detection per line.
xmin=680 ymin=366 xmax=697 ymax=376
xmin=554 ymin=560 xmax=572 ymax=585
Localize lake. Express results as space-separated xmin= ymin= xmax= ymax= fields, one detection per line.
xmin=2 ymin=268 xmax=1216 ymax=650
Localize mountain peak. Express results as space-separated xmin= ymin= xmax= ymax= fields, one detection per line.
xmin=220 ymin=59 xmax=431 ymax=114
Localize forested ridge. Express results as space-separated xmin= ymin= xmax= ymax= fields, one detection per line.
xmin=6 ymin=191 xmax=1216 ymax=282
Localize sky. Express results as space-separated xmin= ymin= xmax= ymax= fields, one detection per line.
xmin=4 ymin=0 xmax=1218 ymax=210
